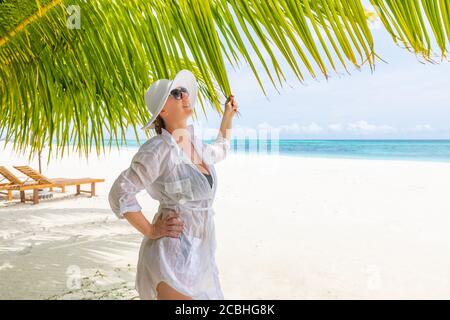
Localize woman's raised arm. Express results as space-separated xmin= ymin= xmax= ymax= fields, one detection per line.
xmin=203 ymin=95 xmax=238 ymax=164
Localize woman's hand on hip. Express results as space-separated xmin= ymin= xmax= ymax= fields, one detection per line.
xmin=150 ymin=211 xmax=184 ymax=240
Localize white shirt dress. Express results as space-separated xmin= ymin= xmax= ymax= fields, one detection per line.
xmin=108 ymin=124 xmax=230 ymax=300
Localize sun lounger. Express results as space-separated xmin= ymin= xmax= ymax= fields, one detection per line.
xmin=0 ymin=182 xmax=14 ymax=201
xmin=0 ymin=166 xmax=24 ymax=185
xmin=0 ymin=166 xmax=53 ymax=203
xmin=13 ymin=165 xmax=105 ymax=198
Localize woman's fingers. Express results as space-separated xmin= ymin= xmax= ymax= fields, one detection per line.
xmin=163 ymin=217 xmax=184 ymax=236
xmin=162 ymin=227 xmax=180 ymax=236
xmin=164 ymin=212 xmax=178 ymax=220
xmin=226 ymin=95 xmax=239 ymax=116
xmin=167 ymin=225 xmax=183 ymax=232
xmin=166 ymin=217 xmax=183 ymax=226
xmin=159 ymin=211 xmax=185 ymax=238
xmin=225 ymin=94 xmax=234 ymax=105
xmin=166 ymin=215 xmax=181 ymax=221
xmin=165 ymin=214 xmax=184 ymax=225
xmin=167 ymin=231 xmax=182 ymax=238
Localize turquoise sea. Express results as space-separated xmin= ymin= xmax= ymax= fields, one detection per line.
xmin=119 ymin=139 xmax=450 ymax=163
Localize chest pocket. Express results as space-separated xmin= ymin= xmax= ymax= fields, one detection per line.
xmin=164 ymin=178 xmax=195 ymax=204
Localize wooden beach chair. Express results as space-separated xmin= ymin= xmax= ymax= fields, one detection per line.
xmin=0 ymin=166 xmax=53 ymax=203
xmin=13 ymin=165 xmax=105 ymax=198
xmin=0 ymin=181 xmax=14 ymax=201
xmin=0 ymin=174 xmax=12 ymax=201
xmin=0 ymin=166 xmax=23 ymax=185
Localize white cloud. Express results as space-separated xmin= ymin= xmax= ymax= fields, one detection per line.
xmin=345 ymin=120 xmax=398 ymax=135
xmin=328 ymin=123 xmax=344 ymax=132
xmin=279 ymin=123 xmax=301 ymax=134
xmin=243 ymin=120 xmax=398 ymax=136
xmin=264 ymin=120 xmax=398 ymax=135
xmin=225 ymin=121 xmax=440 ymax=138
xmin=409 ymin=124 xmax=434 ymax=132
xmin=257 ymin=122 xmax=276 ymax=131
xmin=302 ymin=122 xmax=324 ymax=134
xmin=280 ymin=122 xmax=324 ymax=134
xmin=327 ymin=121 xmax=399 ymax=135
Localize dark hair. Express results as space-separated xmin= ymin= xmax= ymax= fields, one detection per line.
xmin=154 ymin=115 xmax=166 ymax=135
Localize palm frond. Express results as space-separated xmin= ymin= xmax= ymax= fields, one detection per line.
xmin=0 ymin=0 xmax=448 ymax=161
xmin=371 ymin=0 xmax=450 ymax=60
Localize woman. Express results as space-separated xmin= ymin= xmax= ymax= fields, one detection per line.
xmin=108 ymin=69 xmax=238 ymax=300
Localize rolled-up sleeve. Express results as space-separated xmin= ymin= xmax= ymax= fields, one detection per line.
xmin=108 ymin=149 xmax=161 ymax=219
xmin=203 ymin=133 xmax=231 ymax=164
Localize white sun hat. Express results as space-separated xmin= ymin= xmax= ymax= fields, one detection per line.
xmin=142 ymin=69 xmax=198 ymax=130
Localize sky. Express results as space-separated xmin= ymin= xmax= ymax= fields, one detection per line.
xmin=187 ymin=10 xmax=450 ymax=140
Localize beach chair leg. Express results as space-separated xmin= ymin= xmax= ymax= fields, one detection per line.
xmin=91 ymin=183 xmax=96 ymax=197
xmin=33 ymin=189 xmax=39 ymax=204
xmin=76 ymin=185 xmax=81 ymax=195
xmin=7 ymin=190 xmax=12 ymax=201
xmin=20 ymin=191 xmax=25 ymax=203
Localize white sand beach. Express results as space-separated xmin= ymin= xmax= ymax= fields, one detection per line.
xmin=1 ymin=143 xmax=450 ymax=299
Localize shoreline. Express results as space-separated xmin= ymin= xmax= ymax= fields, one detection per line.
xmin=3 ymin=139 xmax=450 ymax=165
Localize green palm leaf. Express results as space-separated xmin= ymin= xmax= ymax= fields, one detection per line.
xmin=0 ymin=0 xmax=448 ymax=160
xmin=371 ymin=0 xmax=450 ymax=59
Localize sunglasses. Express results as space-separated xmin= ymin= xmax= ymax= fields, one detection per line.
xmin=169 ymin=87 xmax=189 ymax=100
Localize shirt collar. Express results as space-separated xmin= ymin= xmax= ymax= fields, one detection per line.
xmin=161 ymin=124 xmax=195 ymax=148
